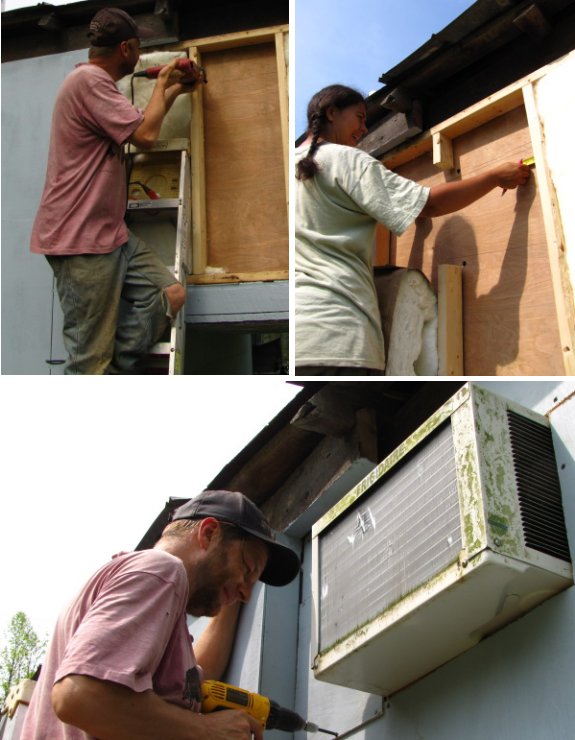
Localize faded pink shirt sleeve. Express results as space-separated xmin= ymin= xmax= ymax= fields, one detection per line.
xmin=55 ymin=552 xmax=196 ymax=703
xmin=73 ymin=64 xmax=143 ymax=147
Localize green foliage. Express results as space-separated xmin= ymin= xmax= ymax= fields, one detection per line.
xmin=0 ymin=612 xmax=47 ymax=706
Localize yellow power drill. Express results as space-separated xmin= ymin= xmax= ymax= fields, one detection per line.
xmin=201 ymin=680 xmax=338 ymax=736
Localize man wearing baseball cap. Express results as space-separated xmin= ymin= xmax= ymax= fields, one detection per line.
xmin=87 ymin=7 xmax=154 ymax=47
xmin=29 ymin=8 xmax=197 ymax=374
xmin=21 ymin=490 xmax=300 ymax=739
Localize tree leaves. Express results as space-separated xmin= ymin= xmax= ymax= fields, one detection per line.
xmin=0 ymin=612 xmax=47 ymax=706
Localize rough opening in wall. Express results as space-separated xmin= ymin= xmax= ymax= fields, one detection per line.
xmin=184 ymin=328 xmax=288 ymax=374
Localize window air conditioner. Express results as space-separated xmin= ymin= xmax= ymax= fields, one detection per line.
xmin=311 ymin=383 xmax=572 ymax=696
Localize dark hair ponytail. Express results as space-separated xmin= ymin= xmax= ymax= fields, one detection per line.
xmin=296 ymin=84 xmax=364 ymax=181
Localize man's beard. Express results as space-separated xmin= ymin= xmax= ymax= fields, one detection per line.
xmin=120 ymin=59 xmax=137 ymax=78
xmin=186 ymin=546 xmax=232 ymax=617
xmin=186 ymin=583 xmax=222 ymax=617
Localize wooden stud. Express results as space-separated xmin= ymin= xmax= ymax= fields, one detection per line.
xmin=522 ymin=81 xmax=575 ymax=374
xmin=189 ymin=45 xmax=207 ymax=274
xmin=437 ymin=264 xmax=463 ymax=376
xmin=275 ymin=30 xmax=289 ymax=207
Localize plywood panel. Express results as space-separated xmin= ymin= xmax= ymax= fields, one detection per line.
xmin=374 ymin=223 xmax=391 ymax=266
xmin=202 ymin=43 xmax=287 ymax=272
xmin=391 ymin=106 xmax=564 ymax=376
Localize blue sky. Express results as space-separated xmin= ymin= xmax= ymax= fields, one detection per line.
xmin=295 ymin=0 xmax=475 ymax=135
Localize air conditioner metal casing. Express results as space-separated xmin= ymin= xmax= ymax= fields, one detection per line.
xmin=311 ymin=384 xmax=572 ymax=696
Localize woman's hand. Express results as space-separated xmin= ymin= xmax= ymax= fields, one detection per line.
xmin=492 ymin=161 xmax=531 ymax=191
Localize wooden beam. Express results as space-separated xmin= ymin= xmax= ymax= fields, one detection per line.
xmin=180 ymin=25 xmax=288 ymax=52
xmin=383 ymin=51 xmax=575 ymax=171
xmin=361 ymin=110 xmax=423 ymax=160
xmin=290 ymin=385 xmax=358 ymax=437
xmin=432 ymin=87 xmax=524 ymax=142
xmin=437 ymin=264 xmax=463 ymax=376
xmin=262 ymin=407 xmax=378 ymax=533
xmin=382 ymin=130 xmax=432 ymax=170
xmin=513 ymin=4 xmax=552 ymax=39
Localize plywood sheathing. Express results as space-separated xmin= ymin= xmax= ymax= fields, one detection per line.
xmin=186 ymin=26 xmax=288 ymax=280
xmin=201 ymin=42 xmax=287 ymax=274
xmin=391 ymin=106 xmax=564 ymax=376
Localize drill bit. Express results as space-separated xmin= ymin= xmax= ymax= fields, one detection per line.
xmin=303 ymin=721 xmax=338 ymax=737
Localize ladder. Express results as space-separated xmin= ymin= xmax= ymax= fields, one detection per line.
xmin=125 ymin=139 xmax=191 ymax=374
xmin=0 ymin=679 xmax=35 ymax=739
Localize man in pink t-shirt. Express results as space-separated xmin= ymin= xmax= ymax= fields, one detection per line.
xmin=21 ymin=490 xmax=301 ymax=739
xmin=30 ymin=8 xmax=192 ymax=374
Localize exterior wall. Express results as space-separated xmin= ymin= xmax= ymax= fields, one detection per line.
xmin=376 ymin=51 xmax=575 ymax=376
xmin=1 ymin=46 xmax=287 ymax=373
xmin=392 ymin=106 xmax=564 ymax=376
xmin=230 ymin=382 xmax=574 ymax=740
xmin=1 ymin=50 xmax=84 ymax=373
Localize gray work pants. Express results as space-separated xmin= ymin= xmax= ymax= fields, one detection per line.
xmin=47 ymin=233 xmax=179 ymax=374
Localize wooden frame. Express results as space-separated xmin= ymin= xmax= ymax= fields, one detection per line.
xmin=437 ymin=265 xmax=463 ymax=376
xmin=380 ymin=50 xmax=575 ymax=375
xmin=182 ymin=26 xmax=289 ymax=284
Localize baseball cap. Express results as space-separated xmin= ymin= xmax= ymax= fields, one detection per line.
xmin=170 ymin=490 xmax=301 ymax=587
xmin=87 ymin=8 xmax=153 ymax=47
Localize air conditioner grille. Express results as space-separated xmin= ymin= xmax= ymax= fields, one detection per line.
xmin=319 ymin=423 xmax=461 ymax=652
xmin=507 ymin=410 xmax=571 ymax=562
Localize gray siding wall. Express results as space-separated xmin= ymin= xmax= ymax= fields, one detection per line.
xmin=2 ymin=50 xmax=85 ymax=373
xmin=237 ymin=382 xmax=574 ymax=740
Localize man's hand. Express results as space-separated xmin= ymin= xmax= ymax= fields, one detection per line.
xmin=203 ymin=709 xmax=264 ymax=740
xmin=155 ymin=58 xmax=180 ymax=88
xmin=158 ymin=58 xmax=205 ymax=95
xmin=52 ymin=675 xmax=263 ymax=740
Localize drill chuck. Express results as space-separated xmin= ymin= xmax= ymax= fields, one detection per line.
xmin=267 ymin=700 xmax=308 ymax=731
xmin=267 ymin=702 xmax=337 ymax=735
xmin=201 ymin=680 xmax=338 ymax=736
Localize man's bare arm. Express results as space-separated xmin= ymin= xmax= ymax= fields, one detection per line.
xmin=419 ymin=161 xmax=530 ymax=218
xmin=194 ymin=603 xmax=242 ymax=680
xmin=52 ymin=674 xmax=262 ymax=740
xmin=129 ymin=59 xmax=190 ymax=150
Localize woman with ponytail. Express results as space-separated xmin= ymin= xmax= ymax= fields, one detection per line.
xmin=295 ymin=84 xmax=530 ymax=376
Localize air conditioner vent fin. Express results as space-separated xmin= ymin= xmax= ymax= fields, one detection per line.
xmin=507 ymin=410 xmax=571 ymax=562
xmin=318 ymin=423 xmax=461 ymax=652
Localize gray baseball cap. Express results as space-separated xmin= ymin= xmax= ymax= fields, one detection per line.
xmin=88 ymin=8 xmax=153 ymax=47
xmin=170 ymin=490 xmax=301 ymax=587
